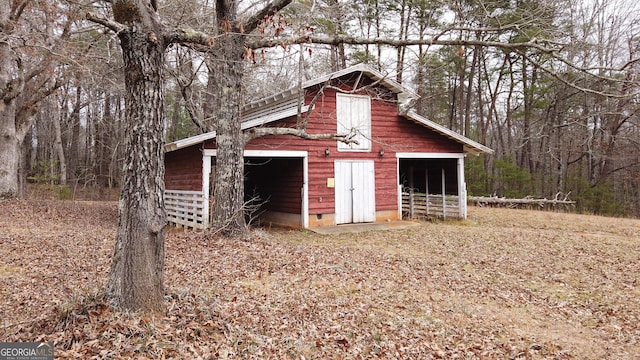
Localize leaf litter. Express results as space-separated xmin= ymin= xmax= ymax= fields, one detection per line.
xmin=0 ymin=199 xmax=639 ymax=359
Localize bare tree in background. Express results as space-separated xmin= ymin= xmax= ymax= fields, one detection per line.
xmin=0 ymin=1 xmax=75 ymax=197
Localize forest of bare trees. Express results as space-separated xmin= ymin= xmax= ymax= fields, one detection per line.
xmin=3 ymin=0 xmax=638 ymax=217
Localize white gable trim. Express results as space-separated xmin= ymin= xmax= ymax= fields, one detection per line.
xmin=242 ymin=64 xmax=418 ymax=113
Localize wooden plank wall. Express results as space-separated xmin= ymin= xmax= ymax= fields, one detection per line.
xmin=244 ymin=158 xmax=303 ymax=213
xmin=165 ymin=146 xmax=203 ymax=191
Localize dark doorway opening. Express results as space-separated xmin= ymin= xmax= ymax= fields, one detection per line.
xmin=399 ymin=158 xmax=458 ymax=195
xmin=243 ymin=157 xmax=304 ymax=227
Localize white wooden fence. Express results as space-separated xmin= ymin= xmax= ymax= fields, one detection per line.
xmin=402 ymin=191 xmax=463 ymax=220
xmin=165 ymin=190 xmax=207 ymax=229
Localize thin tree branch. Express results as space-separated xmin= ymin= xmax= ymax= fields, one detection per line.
xmin=520 ymin=51 xmax=640 ymax=99
xmin=620 ymin=57 xmax=640 ymax=71
xmin=165 ymin=49 xmax=210 ymax=131
xmin=300 ymin=79 xmax=330 ymax=129
xmin=85 ymin=12 xmax=126 ymax=34
xmin=295 ymin=44 xmax=306 ymax=126
xmin=16 ymin=76 xmax=65 ymax=141
xmin=247 ymin=34 xmax=558 ymax=53
xmin=248 ymin=34 xmax=638 ymax=98
xmin=326 ymin=75 xmax=389 ymax=95
xmin=87 ymin=9 xmax=218 ymax=51
xmin=0 ymin=78 xmax=23 ymax=102
xmin=10 ymin=0 xmax=30 ymax=22
xmin=178 ymin=84 xmax=206 ymax=132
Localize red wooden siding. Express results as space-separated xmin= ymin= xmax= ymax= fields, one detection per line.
xmin=373 ymin=102 xmax=463 ymax=153
xmin=165 ymin=146 xmax=203 ymax=191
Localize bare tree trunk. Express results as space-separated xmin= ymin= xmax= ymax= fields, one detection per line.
xmin=1 ymin=1 xmax=67 ymax=197
xmin=396 ymin=0 xmax=410 ymax=82
xmin=0 ymin=3 xmax=22 ymax=197
xmin=210 ymin=33 xmax=247 ymax=236
xmin=449 ymin=75 xmax=458 ymax=131
xmin=520 ymin=55 xmax=537 ymax=177
xmin=19 ymin=127 xmax=33 ymax=196
xmin=85 ymin=96 xmax=96 ymax=183
xmin=97 ymin=94 xmax=112 ymax=187
xmin=0 ymin=100 xmax=21 ymax=198
xmin=67 ymin=86 xmax=81 ymax=186
xmin=110 ymin=96 xmax=126 ymax=189
xmin=105 ymin=1 xmax=167 ymax=313
xmin=484 ymin=54 xmax=507 ymax=150
xmin=202 ymin=0 xmax=293 ymax=236
xmin=326 ymin=0 xmax=346 ymax=71
xmin=52 ymin=101 xmax=67 ymax=185
xmin=374 ymin=0 xmax=382 ymax=70
xmin=463 ymin=43 xmax=480 ymax=137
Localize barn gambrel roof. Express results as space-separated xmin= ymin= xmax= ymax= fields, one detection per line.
xmin=164 ymin=64 xmax=493 ymax=155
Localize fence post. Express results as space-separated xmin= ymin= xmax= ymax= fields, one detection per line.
xmin=441 ymin=168 xmax=446 ymax=220
xmin=409 ymin=188 xmax=415 ymax=218
xmin=425 ymin=169 xmax=429 ymax=217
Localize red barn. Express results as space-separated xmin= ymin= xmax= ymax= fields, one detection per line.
xmin=164 ymin=65 xmax=492 ymax=229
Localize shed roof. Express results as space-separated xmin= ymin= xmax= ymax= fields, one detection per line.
xmin=165 ymin=64 xmax=493 ymax=155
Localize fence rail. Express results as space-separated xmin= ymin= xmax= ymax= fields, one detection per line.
xmin=402 ymin=191 xmax=463 ymax=220
xmin=165 ymin=190 xmax=206 ymax=229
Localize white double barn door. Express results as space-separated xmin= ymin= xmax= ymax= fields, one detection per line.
xmin=334 ymin=160 xmax=376 ymax=224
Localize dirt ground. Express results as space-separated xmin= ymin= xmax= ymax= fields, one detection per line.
xmin=0 ymin=199 xmax=638 ymax=359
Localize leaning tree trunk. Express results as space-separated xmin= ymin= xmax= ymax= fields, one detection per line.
xmin=105 ymin=27 xmax=167 ymax=313
xmin=210 ymin=33 xmax=247 ymax=236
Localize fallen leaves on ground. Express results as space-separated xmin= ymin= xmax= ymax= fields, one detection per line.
xmin=1 ymin=199 xmax=639 ymax=359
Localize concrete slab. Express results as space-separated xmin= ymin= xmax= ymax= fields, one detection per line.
xmin=309 ymin=220 xmax=421 ymax=235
